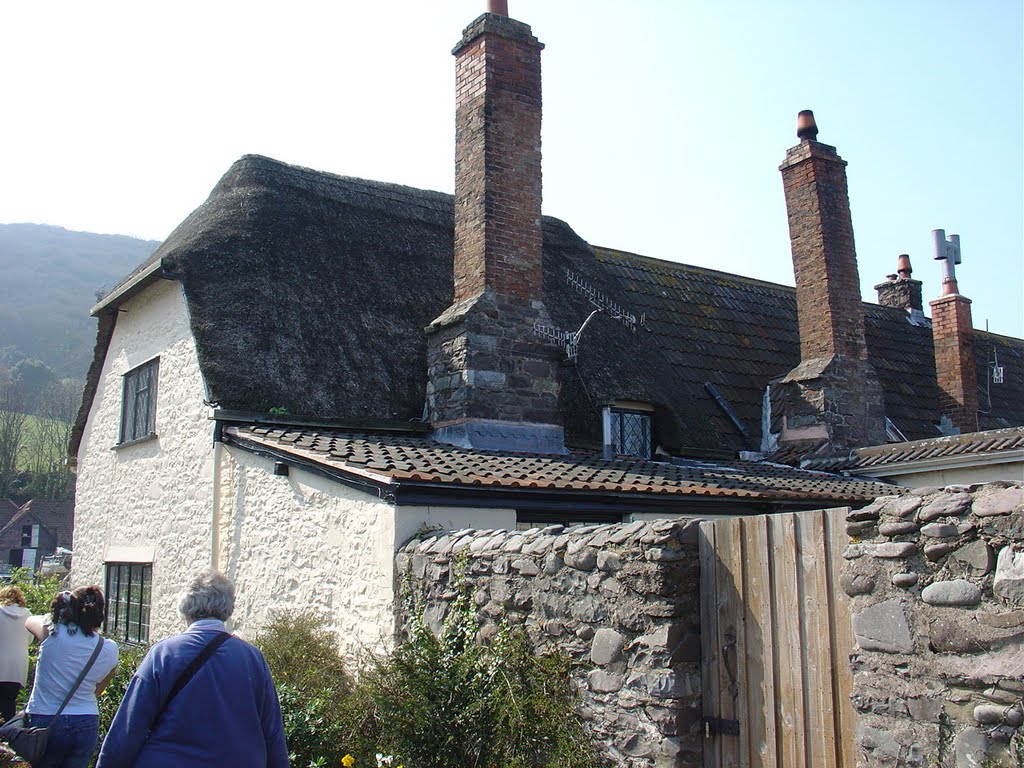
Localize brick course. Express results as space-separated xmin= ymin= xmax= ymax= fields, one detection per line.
xmin=427 ymin=13 xmax=562 ymax=442
xmin=776 ymin=133 xmax=886 ymax=450
xmin=930 ymin=293 xmax=979 ymax=432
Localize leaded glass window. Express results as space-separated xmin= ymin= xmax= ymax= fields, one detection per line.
xmin=607 ymin=408 xmax=652 ymax=458
xmin=105 ymin=562 xmax=152 ymax=644
xmin=119 ymin=358 xmax=159 ymax=443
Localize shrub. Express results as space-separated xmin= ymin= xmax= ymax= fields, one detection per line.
xmin=357 ymin=587 xmax=601 ymax=768
xmin=253 ymin=612 xmax=355 ymax=768
xmin=6 ymin=568 xmax=65 ymax=615
xmin=96 ymin=642 xmax=149 ymax=751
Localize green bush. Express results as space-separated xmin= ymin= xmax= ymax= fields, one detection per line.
xmin=96 ymin=642 xmax=149 ymax=751
xmin=6 ymin=568 xmax=65 ymax=615
xmin=253 ymin=612 xmax=355 ymax=768
xmin=357 ymin=588 xmax=601 ymax=768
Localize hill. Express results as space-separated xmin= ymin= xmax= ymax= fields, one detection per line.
xmin=0 ymin=223 xmax=159 ymax=379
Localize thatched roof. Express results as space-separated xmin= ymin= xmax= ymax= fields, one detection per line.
xmin=71 ymin=154 xmax=1024 ymax=460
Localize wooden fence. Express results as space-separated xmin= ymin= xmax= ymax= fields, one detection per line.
xmin=699 ymin=508 xmax=856 ymax=768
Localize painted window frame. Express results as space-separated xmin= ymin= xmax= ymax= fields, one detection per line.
xmin=104 ymin=562 xmax=152 ymax=644
xmin=119 ymin=358 xmax=159 ymax=444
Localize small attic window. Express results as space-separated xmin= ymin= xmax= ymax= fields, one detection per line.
xmin=119 ymin=358 xmax=159 ymax=444
xmin=603 ymin=403 xmax=653 ymax=459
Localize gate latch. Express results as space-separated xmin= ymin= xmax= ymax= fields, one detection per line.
xmin=703 ymin=716 xmax=740 ymax=738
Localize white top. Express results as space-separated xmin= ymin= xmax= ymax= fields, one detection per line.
xmin=27 ymin=623 xmax=118 ymax=716
xmin=0 ymin=606 xmax=32 ymax=685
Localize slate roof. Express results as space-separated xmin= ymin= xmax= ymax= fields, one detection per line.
xmin=801 ymin=426 xmax=1024 ymax=474
xmin=224 ymin=424 xmax=898 ymax=506
xmin=0 ymin=499 xmax=74 ymax=548
xmin=594 ymin=247 xmax=1024 ymax=445
xmin=72 ymin=155 xmax=1024 ymax=463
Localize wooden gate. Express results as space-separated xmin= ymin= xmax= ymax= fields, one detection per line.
xmin=698 ymin=509 xmax=856 ymax=768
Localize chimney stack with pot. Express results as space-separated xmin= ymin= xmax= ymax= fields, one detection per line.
xmin=930 ymin=230 xmax=979 ymax=433
xmin=771 ymin=110 xmax=886 ymax=451
xmin=425 ymin=2 xmax=564 ymax=453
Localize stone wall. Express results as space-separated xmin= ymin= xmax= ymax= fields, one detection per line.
xmin=844 ymin=481 xmax=1024 ymax=766
xmin=396 ymin=519 xmax=703 ymax=768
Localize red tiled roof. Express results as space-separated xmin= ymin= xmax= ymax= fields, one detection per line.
xmin=225 ymin=425 xmax=899 ymax=503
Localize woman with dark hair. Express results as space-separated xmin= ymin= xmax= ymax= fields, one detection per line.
xmin=97 ymin=570 xmax=287 ymax=768
xmin=24 ymin=586 xmax=119 ymax=768
xmin=0 ymin=586 xmax=32 ymax=722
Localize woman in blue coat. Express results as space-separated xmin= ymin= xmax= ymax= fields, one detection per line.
xmin=96 ymin=570 xmax=288 ymax=768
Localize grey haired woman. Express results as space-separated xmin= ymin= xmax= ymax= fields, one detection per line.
xmin=97 ymin=570 xmax=287 ymax=768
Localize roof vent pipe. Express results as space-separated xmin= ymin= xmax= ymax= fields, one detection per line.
xmin=933 ymin=229 xmax=962 ymax=295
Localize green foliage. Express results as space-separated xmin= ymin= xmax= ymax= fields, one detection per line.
xmin=6 ymin=568 xmax=66 ymax=614
xmin=356 ymin=589 xmax=601 ymax=768
xmin=96 ymin=642 xmax=149 ymax=753
xmin=253 ymin=612 xmax=355 ymax=768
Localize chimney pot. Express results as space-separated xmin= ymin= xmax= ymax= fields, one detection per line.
xmin=487 ymin=0 xmax=508 ymax=15
xmin=896 ymin=253 xmax=912 ymax=279
xmin=796 ymin=109 xmax=818 ymax=142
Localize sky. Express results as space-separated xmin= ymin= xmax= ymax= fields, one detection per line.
xmin=2 ymin=0 xmax=1022 ymax=337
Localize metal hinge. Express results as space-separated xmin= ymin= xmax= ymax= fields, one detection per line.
xmin=703 ymin=716 xmax=740 ymax=738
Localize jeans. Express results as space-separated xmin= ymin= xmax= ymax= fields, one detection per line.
xmin=26 ymin=713 xmax=99 ymax=768
xmin=0 ymin=681 xmax=21 ymax=722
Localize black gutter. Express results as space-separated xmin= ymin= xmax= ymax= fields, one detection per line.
xmin=220 ymin=432 xmax=398 ymax=503
xmin=213 ymin=409 xmax=430 ymax=435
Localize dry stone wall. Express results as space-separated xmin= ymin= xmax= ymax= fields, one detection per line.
xmin=844 ymin=481 xmax=1024 ymax=767
xmin=396 ymin=519 xmax=703 ymax=768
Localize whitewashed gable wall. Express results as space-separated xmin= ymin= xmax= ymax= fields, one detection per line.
xmin=72 ymin=279 xmax=213 ymax=640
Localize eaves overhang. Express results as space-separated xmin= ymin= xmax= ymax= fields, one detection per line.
xmin=844 ymin=449 xmax=1024 ymax=479
xmin=221 ymin=429 xmax=883 ymax=514
xmin=90 ymin=258 xmax=170 ymax=315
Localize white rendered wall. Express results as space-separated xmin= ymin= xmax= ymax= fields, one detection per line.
xmin=219 ymin=448 xmax=516 ymax=659
xmin=72 ymin=280 xmax=214 ymax=640
xmin=871 ymin=459 xmax=1024 ymax=488
xmin=393 ymin=505 xmax=516 ymax=551
xmin=217 ymin=449 xmax=396 ymax=657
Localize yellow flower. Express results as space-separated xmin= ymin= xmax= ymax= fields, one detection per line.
xmin=342 ymin=756 xmax=355 ymax=768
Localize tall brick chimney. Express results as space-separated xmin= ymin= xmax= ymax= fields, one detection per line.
xmin=425 ymin=3 xmax=564 ymax=453
xmin=771 ymin=110 xmax=886 ymax=451
xmin=930 ymin=229 xmax=979 ymax=433
xmin=875 ymin=254 xmax=924 ymax=316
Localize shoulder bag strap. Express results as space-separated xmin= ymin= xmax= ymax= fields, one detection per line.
xmin=150 ymin=632 xmax=232 ymax=731
xmin=51 ymin=635 xmax=105 ymax=719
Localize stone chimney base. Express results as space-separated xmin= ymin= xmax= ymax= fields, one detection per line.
xmin=426 ymin=290 xmax=564 ymax=453
xmin=770 ymin=355 xmax=886 ymax=451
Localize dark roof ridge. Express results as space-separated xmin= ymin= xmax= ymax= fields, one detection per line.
xmin=229 ymin=154 xmax=454 ymax=212
xmin=594 ymin=244 xmax=801 ymax=294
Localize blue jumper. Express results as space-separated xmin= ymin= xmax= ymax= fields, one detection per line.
xmin=96 ymin=621 xmax=288 ymax=768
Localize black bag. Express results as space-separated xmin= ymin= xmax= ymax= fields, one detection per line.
xmin=0 ymin=712 xmax=50 ymax=764
xmin=0 ymin=635 xmax=104 ymax=766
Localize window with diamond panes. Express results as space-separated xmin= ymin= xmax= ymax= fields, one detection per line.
xmin=609 ymin=409 xmax=652 ymax=458
xmin=119 ymin=358 xmax=159 ymax=444
xmin=105 ymin=563 xmax=151 ymax=644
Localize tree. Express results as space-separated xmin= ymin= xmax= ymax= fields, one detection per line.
xmin=11 ymin=359 xmax=55 ymax=412
xmin=21 ymin=378 xmax=81 ymax=501
xmin=0 ymin=381 xmax=28 ymax=498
